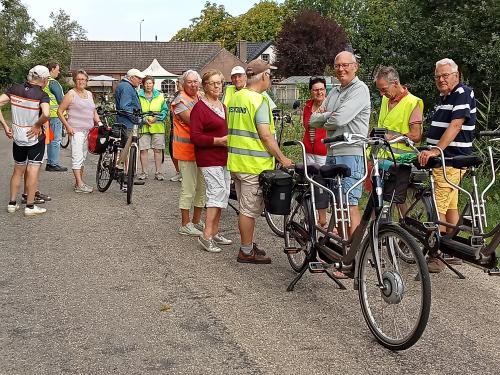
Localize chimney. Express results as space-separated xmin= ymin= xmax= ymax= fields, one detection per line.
xmin=155 ymin=35 xmax=158 ymax=42
xmin=238 ymin=40 xmax=247 ymax=63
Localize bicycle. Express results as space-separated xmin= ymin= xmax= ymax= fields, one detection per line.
xmin=281 ymin=129 xmax=431 ymax=350
xmin=95 ymin=108 xmax=160 ymax=204
xmin=390 ymin=130 xmax=500 ymax=277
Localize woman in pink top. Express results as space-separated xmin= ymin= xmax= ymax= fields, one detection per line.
xmin=58 ymin=70 xmax=101 ymax=193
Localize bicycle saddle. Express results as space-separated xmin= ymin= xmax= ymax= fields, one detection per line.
xmin=294 ymin=163 xmax=321 ymax=177
xmin=319 ymin=164 xmax=351 ymax=178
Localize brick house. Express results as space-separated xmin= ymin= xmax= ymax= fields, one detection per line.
xmin=70 ymin=40 xmax=246 ymax=98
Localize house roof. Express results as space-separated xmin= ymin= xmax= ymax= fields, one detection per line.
xmin=236 ymin=41 xmax=274 ymax=63
xmin=70 ymin=41 xmax=227 ymax=75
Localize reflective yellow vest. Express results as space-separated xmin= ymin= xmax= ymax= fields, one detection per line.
xmin=43 ymin=77 xmax=63 ymax=118
xmin=139 ymin=91 xmax=166 ymax=134
xmin=378 ymin=92 xmax=423 ymax=158
xmin=223 ymin=85 xmax=237 ymax=107
xmin=227 ymin=88 xmax=275 ymax=174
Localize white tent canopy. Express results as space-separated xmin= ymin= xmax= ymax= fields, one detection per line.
xmin=141 ymin=59 xmax=177 ymax=78
xmin=89 ymin=75 xmax=117 ymax=82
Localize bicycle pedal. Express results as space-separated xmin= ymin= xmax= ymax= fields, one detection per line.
xmin=284 ymin=247 xmax=301 ymax=254
xmin=133 ymin=180 xmax=145 ymax=185
xmin=309 ymin=262 xmax=326 ymax=273
xmin=423 ymin=222 xmax=438 ymax=232
xmin=470 ymin=236 xmax=484 ymax=248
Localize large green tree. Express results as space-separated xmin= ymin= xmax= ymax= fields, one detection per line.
xmin=0 ymin=0 xmax=35 ymax=86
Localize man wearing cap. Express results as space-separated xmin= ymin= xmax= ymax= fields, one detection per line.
xmin=227 ymin=59 xmax=293 ymax=264
xmin=43 ymin=61 xmax=67 ymax=172
xmin=0 ymin=65 xmax=51 ymax=216
xmin=115 ymin=68 xmax=145 ymax=130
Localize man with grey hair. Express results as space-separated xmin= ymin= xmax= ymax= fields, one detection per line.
xmin=418 ymin=58 xmax=476 ymax=273
xmin=310 ymin=51 xmax=370 ymax=244
xmin=0 ymin=65 xmax=51 ymax=216
xmin=375 ymin=66 xmax=423 ymax=150
xmin=172 ymin=69 xmax=206 ymax=237
xmin=227 ymin=59 xmax=293 ymax=264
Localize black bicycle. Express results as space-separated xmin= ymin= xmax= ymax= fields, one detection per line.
xmin=282 ymin=129 xmax=431 ymax=350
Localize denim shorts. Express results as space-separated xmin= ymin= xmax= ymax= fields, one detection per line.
xmin=326 ymin=155 xmax=364 ymax=205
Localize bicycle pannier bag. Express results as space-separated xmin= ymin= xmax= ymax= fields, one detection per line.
xmin=259 ymin=169 xmax=293 ymax=215
xmin=88 ymin=126 xmax=110 ymax=155
xmin=382 ymin=163 xmax=411 ymax=204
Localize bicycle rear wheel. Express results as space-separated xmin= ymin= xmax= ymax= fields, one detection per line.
xmin=96 ymin=149 xmax=116 ymax=192
xmin=127 ymin=145 xmax=137 ymax=204
xmin=60 ymin=127 xmax=70 ymax=148
xmin=284 ymin=194 xmax=313 ymax=272
xmin=358 ymin=224 xmax=431 ymax=350
xmin=265 ymin=210 xmax=285 ymax=238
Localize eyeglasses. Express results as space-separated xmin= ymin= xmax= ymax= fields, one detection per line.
xmin=434 ymin=72 xmax=457 ymax=80
xmin=265 ymin=72 xmax=272 ymax=79
xmin=206 ymin=81 xmax=223 ymax=87
xmin=334 ymin=62 xmax=356 ymax=70
xmin=186 ymin=80 xmax=199 ymax=85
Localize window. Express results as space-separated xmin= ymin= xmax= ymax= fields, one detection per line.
xmin=261 ymin=53 xmax=270 ymax=63
xmin=161 ymin=79 xmax=177 ymax=97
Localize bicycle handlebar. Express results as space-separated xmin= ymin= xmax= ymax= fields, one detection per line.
xmin=322 ymin=134 xmax=346 ymax=144
xmin=479 ymin=130 xmax=500 ymax=138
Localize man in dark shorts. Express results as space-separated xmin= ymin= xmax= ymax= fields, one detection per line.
xmin=0 ymin=65 xmax=51 ymax=216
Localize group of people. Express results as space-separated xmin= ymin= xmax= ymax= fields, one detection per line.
xmin=0 ymin=52 xmax=476 ymax=273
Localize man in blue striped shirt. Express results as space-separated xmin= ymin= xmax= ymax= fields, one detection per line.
xmin=418 ymin=58 xmax=477 ymax=272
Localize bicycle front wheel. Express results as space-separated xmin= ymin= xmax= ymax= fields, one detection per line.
xmin=358 ymin=224 xmax=431 ymax=350
xmin=127 ymin=146 xmax=137 ymax=204
xmin=284 ymin=194 xmax=313 ymax=272
xmin=60 ymin=127 xmax=70 ymax=148
xmin=96 ymin=149 xmax=115 ymax=192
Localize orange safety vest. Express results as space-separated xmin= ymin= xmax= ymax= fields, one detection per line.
xmin=171 ymin=92 xmax=199 ymax=161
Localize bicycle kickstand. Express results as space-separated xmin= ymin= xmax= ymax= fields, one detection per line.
xmin=437 ymin=255 xmax=466 ymax=279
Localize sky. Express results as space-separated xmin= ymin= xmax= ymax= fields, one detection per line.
xmin=22 ymin=0 xmax=284 ymax=41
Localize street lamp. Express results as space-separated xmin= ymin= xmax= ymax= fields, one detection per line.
xmin=139 ymin=19 xmax=144 ymax=42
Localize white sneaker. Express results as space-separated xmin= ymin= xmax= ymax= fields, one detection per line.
xmin=24 ymin=205 xmax=47 ymax=216
xmin=178 ymin=222 xmax=203 ymax=236
xmin=213 ymin=233 xmax=232 ymax=245
xmin=138 ymin=172 xmax=148 ymax=180
xmin=7 ymin=203 xmax=20 ymax=213
xmin=74 ymin=184 xmax=93 ymax=193
xmin=170 ymin=172 xmax=182 ymax=182
xmin=193 ymin=222 xmax=205 ymax=232
xmin=198 ymin=236 xmax=222 ymax=253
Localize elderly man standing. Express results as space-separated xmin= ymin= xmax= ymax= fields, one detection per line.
xmin=227 ymin=59 xmax=293 ymax=264
xmin=44 ymin=61 xmax=67 ymax=172
xmin=418 ymin=58 xmax=476 ymax=273
xmin=375 ymin=66 xmax=423 ymax=155
xmin=172 ymin=70 xmax=206 ymax=236
xmin=0 ymin=65 xmax=50 ymax=216
xmin=310 ymin=51 xmax=370 ymax=238
xmin=115 ymin=68 xmax=144 ymax=131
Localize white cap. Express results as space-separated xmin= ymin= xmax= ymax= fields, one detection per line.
xmin=27 ymin=65 xmax=50 ymax=80
xmin=230 ymin=66 xmax=246 ymax=76
xmin=127 ymin=68 xmax=145 ymax=79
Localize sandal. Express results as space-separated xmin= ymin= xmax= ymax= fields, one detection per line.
xmin=331 ymin=270 xmax=348 ymax=279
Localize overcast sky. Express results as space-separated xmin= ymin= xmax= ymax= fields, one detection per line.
xmin=22 ymin=0 xmax=284 ymax=41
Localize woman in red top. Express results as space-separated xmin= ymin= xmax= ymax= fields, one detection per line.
xmin=190 ymin=69 xmax=232 ymax=253
xmin=302 ymin=77 xmax=328 ymax=228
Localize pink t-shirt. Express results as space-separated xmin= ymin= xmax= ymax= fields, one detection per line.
xmin=67 ymin=89 xmax=96 ymax=132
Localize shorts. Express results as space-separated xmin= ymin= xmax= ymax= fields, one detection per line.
xmin=201 ymin=166 xmax=231 ymax=208
xmin=13 ymin=140 xmax=45 ymax=165
xmin=139 ymin=133 xmax=165 ymax=151
xmin=306 ymin=153 xmax=327 ymax=165
xmin=232 ymin=172 xmax=263 ymax=219
xmin=433 ymin=167 xmax=464 ymax=214
xmin=70 ymin=130 xmax=89 ymax=169
xmin=326 ymin=155 xmax=364 ymax=206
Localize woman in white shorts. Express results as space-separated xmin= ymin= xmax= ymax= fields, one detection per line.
xmin=58 ymin=69 xmax=101 ymax=193
xmin=138 ymin=75 xmax=168 ymax=181
xmin=190 ymin=69 xmax=232 ymax=253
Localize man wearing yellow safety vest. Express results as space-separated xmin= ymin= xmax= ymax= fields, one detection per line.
xmin=43 ymin=61 xmax=67 ymax=172
xmin=374 ymin=66 xmax=423 ymax=157
xmin=227 ymin=59 xmax=293 ymax=264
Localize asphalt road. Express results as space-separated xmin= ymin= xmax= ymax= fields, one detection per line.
xmin=1 ymin=134 xmax=499 ymax=374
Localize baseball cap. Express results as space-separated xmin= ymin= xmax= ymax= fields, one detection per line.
xmin=127 ymin=68 xmax=145 ymax=79
xmin=230 ymin=66 xmax=246 ymax=76
xmin=245 ymin=59 xmax=277 ymax=78
xmin=27 ymin=65 xmax=50 ymax=80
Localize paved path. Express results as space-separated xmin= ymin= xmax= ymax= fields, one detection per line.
xmin=0 ymin=134 xmax=499 ymax=374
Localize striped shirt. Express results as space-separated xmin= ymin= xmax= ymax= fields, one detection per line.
xmin=427 ymin=82 xmax=476 ymax=157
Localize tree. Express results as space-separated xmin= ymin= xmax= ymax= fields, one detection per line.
xmin=275 ymin=9 xmax=347 ymax=77
xmin=0 ymin=0 xmax=34 ymax=86
xmin=29 ymin=9 xmax=87 ymax=77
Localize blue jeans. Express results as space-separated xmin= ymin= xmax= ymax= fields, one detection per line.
xmin=326 ymin=155 xmax=364 ymax=205
xmin=47 ymin=117 xmax=62 ymax=166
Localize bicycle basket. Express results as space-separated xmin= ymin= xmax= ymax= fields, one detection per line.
xmin=259 ymin=169 xmax=293 ymax=215
xmin=88 ymin=126 xmax=110 ymax=155
xmin=382 ymin=164 xmax=411 ymax=204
